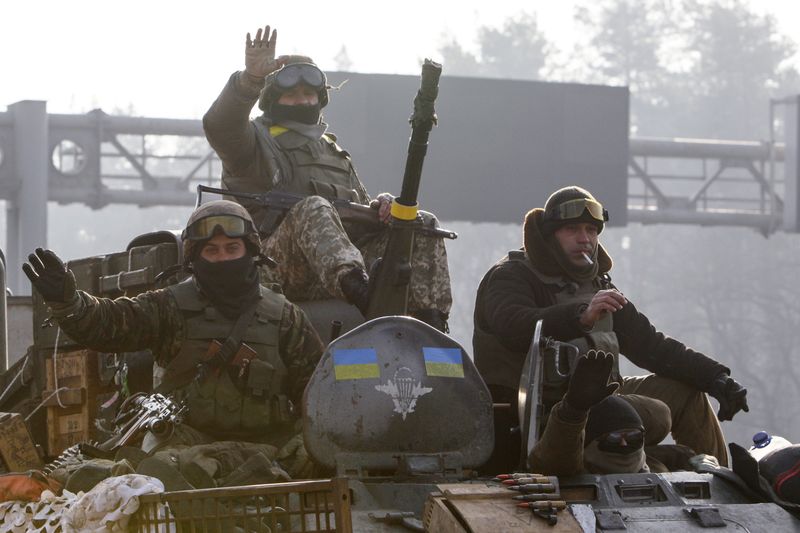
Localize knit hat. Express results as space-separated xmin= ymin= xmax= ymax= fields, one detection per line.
xmin=585 ymin=396 xmax=644 ymax=447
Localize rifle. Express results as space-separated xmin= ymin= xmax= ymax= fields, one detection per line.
xmin=365 ymin=59 xmax=443 ymax=319
xmin=195 ymin=185 xmax=457 ymax=241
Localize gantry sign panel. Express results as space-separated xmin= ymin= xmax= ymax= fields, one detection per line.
xmin=324 ymin=72 xmax=630 ymax=227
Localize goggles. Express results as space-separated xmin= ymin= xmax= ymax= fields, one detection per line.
xmin=274 ymin=63 xmax=326 ymax=91
xmin=552 ymin=198 xmax=609 ymax=223
xmin=184 ymin=215 xmax=250 ymax=241
xmin=597 ymin=428 xmax=645 ymax=453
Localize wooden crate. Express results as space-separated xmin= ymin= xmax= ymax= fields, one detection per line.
xmin=43 ymin=349 xmax=103 ymax=457
xmin=424 ymin=483 xmax=582 ymax=532
xmin=0 ymin=412 xmax=43 ymax=472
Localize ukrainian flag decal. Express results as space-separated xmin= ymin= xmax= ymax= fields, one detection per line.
xmin=333 ymin=348 xmax=380 ymax=380
xmin=423 ymin=347 xmax=465 ymax=378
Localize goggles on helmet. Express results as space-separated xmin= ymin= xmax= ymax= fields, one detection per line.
xmin=552 ymin=198 xmax=609 ymax=223
xmin=184 ymin=215 xmax=251 ymax=241
xmin=274 ymin=63 xmax=326 ymax=91
xmin=597 ymin=428 xmax=645 ymax=454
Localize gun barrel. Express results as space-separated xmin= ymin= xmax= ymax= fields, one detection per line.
xmin=398 ymin=59 xmax=442 ymax=208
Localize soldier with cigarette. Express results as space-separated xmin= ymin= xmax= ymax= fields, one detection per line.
xmin=473 ymin=186 xmax=748 ymax=467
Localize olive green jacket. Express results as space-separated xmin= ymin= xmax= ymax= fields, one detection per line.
xmin=529 ymin=401 xmax=588 ymax=477
xmin=203 ymin=71 xmax=370 ymax=230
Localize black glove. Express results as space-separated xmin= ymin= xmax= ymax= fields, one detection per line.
xmin=709 ymin=373 xmax=749 ymax=422
xmin=563 ymin=349 xmax=620 ymax=411
xmin=22 ymin=248 xmax=77 ymax=304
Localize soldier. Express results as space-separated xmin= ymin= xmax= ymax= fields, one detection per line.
xmin=202 ymin=25 xmax=452 ymax=331
xmin=473 ymin=186 xmax=748 ymax=466
xmin=530 ymin=351 xmax=671 ymax=476
xmin=22 ymin=200 xmax=324 ymax=478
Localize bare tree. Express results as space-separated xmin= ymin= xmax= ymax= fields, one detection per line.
xmin=438 ymin=12 xmax=553 ymax=80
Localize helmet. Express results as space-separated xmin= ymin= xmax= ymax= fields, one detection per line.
xmin=542 ymin=186 xmax=608 ymax=236
xmin=759 ymin=444 xmax=800 ymax=504
xmin=258 ymin=56 xmax=329 ymax=112
xmin=181 ymin=200 xmax=261 ymax=262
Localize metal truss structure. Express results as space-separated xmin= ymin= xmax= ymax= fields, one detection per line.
xmin=0 ymin=97 xmax=798 ymax=294
xmin=628 ymin=137 xmax=785 ymax=234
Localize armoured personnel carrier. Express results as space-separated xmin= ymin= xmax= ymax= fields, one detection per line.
xmin=0 ymin=233 xmax=799 ymax=531
xmin=1 ymin=60 xmax=798 ymax=533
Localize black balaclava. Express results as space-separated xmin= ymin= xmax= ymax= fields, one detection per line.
xmin=270 ymin=102 xmax=321 ymax=125
xmin=583 ymin=396 xmax=647 ymax=474
xmin=192 ymin=253 xmax=260 ymax=319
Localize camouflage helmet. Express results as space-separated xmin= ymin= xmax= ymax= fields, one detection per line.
xmin=258 ymin=55 xmax=329 ymax=112
xmin=181 ymin=200 xmax=261 ymax=262
xmin=542 ymin=186 xmax=609 ymax=236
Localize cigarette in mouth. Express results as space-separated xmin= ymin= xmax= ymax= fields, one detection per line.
xmin=581 ymin=252 xmax=594 ymax=265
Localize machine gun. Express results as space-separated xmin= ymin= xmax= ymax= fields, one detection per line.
xmin=194 ymin=185 xmax=457 ymax=241
xmin=365 ymin=59 xmax=443 ymax=319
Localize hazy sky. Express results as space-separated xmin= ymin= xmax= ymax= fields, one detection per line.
xmin=1 ymin=0 xmax=797 ymax=119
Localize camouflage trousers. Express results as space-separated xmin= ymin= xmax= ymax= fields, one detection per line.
xmin=260 ymin=195 xmax=452 ymax=314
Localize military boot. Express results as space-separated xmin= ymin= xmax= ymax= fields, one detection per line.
xmin=339 ymin=266 xmax=370 ymax=315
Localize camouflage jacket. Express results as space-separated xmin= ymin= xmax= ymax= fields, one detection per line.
xmin=48 ymin=282 xmax=324 ymax=404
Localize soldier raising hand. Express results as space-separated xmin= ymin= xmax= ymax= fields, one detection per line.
xmin=24 ymin=201 xmax=324 ymax=479
xmin=203 ymin=25 xmax=453 ymax=331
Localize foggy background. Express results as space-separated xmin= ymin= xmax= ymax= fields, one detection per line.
xmin=2 ymin=0 xmax=799 ymax=449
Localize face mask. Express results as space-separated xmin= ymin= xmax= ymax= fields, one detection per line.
xmin=270 ymin=102 xmax=321 ymax=125
xmin=584 ymin=439 xmax=648 ymax=475
xmin=192 ymin=254 xmax=260 ymax=319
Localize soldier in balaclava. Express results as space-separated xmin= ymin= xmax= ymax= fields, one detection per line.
xmin=23 ymin=200 xmax=324 ymax=478
xmin=530 ymin=350 xmax=669 ymax=475
xmin=474 ymin=186 xmax=748 ymax=467
xmin=202 ymin=25 xmax=452 ymax=331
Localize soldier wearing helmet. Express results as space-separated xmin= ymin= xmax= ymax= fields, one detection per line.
xmin=23 ymin=200 xmax=324 ymax=478
xmin=202 ymin=25 xmax=452 ymax=331
xmin=473 ymin=186 xmax=749 ymax=468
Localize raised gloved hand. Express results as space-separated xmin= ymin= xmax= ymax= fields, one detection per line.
xmin=709 ymin=373 xmax=749 ymax=422
xmin=563 ymin=349 xmax=620 ymax=411
xmin=244 ymin=25 xmax=285 ymax=79
xmin=22 ymin=248 xmax=77 ymax=304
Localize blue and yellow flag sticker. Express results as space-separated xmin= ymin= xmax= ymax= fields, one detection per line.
xmin=423 ymin=347 xmax=465 ymax=378
xmin=333 ymin=349 xmax=380 ymax=380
